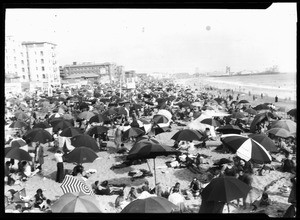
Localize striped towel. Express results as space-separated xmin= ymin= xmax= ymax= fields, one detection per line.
xmin=60 ymin=175 xmax=94 ymax=195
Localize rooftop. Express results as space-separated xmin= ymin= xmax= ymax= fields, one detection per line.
xmin=22 ymin=41 xmax=57 ymax=46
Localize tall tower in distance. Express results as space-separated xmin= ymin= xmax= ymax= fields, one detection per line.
xmin=226 ymin=66 xmax=231 ymax=75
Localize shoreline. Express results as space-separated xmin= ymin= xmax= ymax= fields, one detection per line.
xmin=175 ymin=77 xmax=296 ymax=112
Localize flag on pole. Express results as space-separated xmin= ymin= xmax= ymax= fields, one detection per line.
xmin=60 ymin=175 xmax=94 ymax=195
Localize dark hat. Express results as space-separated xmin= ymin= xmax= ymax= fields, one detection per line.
xmin=8 ymin=189 xmax=17 ymax=195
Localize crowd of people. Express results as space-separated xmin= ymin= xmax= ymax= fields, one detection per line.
xmin=4 ymin=77 xmax=296 ymax=215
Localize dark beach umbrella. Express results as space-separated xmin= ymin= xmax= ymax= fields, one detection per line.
xmin=127 ymin=140 xmax=179 ymax=186
xmin=89 ymin=114 xmax=110 ymax=124
xmin=171 ymin=129 xmax=203 ymax=142
xmin=71 ymin=134 xmax=99 ymax=152
xmin=60 ymin=127 xmax=83 ymax=137
xmin=51 ymin=192 xmax=101 ymax=213
xmin=64 ymin=147 xmax=98 ymax=164
xmin=50 ymin=119 xmax=73 ymax=133
xmin=32 ymin=121 xmax=51 ymax=129
xmin=244 ymin=108 xmax=257 ymax=115
xmin=270 ymin=119 xmax=296 ymax=134
xmin=253 ymin=104 xmax=270 ymax=111
xmin=266 ymin=128 xmax=294 ymax=138
xmin=23 ymin=128 xmax=53 ymax=144
xmin=9 ymin=120 xmax=29 ymax=129
xmin=248 ymin=133 xmax=278 ymax=153
xmin=121 ymin=196 xmax=178 ymax=213
xmin=103 ymin=108 xmax=117 ymax=116
xmin=79 ymin=102 xmax=89 ymax=111
xmin=201 ymin=176 xmax=251 ymax=203
xmin=201 ymin=118 xmax=221 ymax=127
xmin=78 ymin=111 xmax=95 ymax=121
xmin=5 ymin=147 xmax=32 ymax=161
xmin=122 ymin=127 xmax=145 ymax=140
xmin=249 ymin=112 xmax=269 ymax=133
xmin=153 ymin=115 xmax=169 ymax=124
xmin=86 ymin=125 xmax=109 ymax=136
xmin=231 ymin=112 xmax=246 ymax=119
xmin=238 ymin=100 xmax=249 ymax=104
xmin=221 ymin=134 xmax=272 ymax=164
xmin=115 ymin=107 xmax=128 ymax=116
xmin=287 ymin=108 xmax=296 ymax=117
xmin=152 ymin=126 xmax=170 ymax=136
xmin=9 ymin=138 xmax=27 ymax=148
xmin=216 ymin=125 xmax=243 ymax=134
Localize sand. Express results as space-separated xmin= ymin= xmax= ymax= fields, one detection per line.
xmin=4 ymin=125 xmax=294 ymax=215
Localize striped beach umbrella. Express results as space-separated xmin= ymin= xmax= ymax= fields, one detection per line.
xmin=221 ymin=134 xmax=272 ymax=164
xmin=60 ymin=175 xmax=94 ymax=195
xmin=51 ymin=192 xmax=101 ymax=213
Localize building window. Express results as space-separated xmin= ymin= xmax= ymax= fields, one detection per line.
xmin=35 ymin=59 xmax=37 ymax=63
xmin=21 ymin=52 xmax=23 ymax=57
xmin=42 ymin=67 xmax=45 ymax=71
xmin=21 ymin=60 xmax=24 ymax=64
xmin=41 ymin=59 xmax=44 ymax=64
xmin=22 ymin=68 xmax=25 ymax=72
xmin=40 ymin=51 xmax=43 ymax=56
xmin=23 ymin=75 xmax=25 ymax=79
xmin=43 ymin=74 xmax=46 ymax=79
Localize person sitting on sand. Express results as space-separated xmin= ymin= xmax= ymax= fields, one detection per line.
xmin=31 ymin=188 xmax=47 ymax=210
xmin=281 ymin=152 xmax=296 ymax=174
xmin=189 ymin=178 xmax=201 ymax=198
xmin=115 ymin=190 xmax=129 ymax=211
xmin=222 ymin=161 xmax=238 ymax=177
xmin=169 ymin=182 xmax=181 ymax=195
xmin=93 ymin=180 xmax=124 ymax=196
xmin=141 ymin=180 xmax=151 ymax=193
xmin=251 ymin=192 xmax=272 ymax=211
xmin=127 ymin=187 xmax=138 ymax=202
xmin=178 ymin=140 xmax=189 ymax=151
xmin=202 ymin=128 xmax=212 ymax=149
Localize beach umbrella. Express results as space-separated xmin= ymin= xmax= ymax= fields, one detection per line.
xmin=51 ymin=192 xmax=101 ymax=213
xmin=244 ymin=108 xmax=257 ymax=115
xmin=88 ymin=114 xmax=110 ymax=124
xmin=86 ymin=125 xmax=109 ymax=136
xmin=9 ymin=138 xmax=27 ymax=148
xmin=270 ymin=120 xmax=296 ymax=134
xmin=122 ymin=127 xmax=145 ymax=140
xmin=238 ymin=100 xmax=249 ymax=104
xmin=71 ymin=134 xmax=99 ymax=152
xmin=201 ymin=176 xmax=251 ymax=203
xmin=64 ymin=147 xmax=98 ymax=164
xmin=15 ymin=112 xmax=29 ymax=121
xmin=248 ymin=133 xmax=278 ymax=153
xmin=32 ymin=121 xmax=51 ymax=129
xmin=50 ymin=119 xmax=74 ymax=133
xmin=249 ymin=112 xmax=269 ymax=133
xmin=231 ymin=111 xmax=246 ymax=119
xmin=171 ymin=129 xmax=203 ymax=142
xmin=216 ymin=125 xmax=243 ymax=134
xmin=78 ymin=111 xmax=95 ymax=121
xmin=103 ymin=108 xmax=117 ymax=116
xmin=201 ymin=118 xmax=221 ymax=127
xmin=9 ymin=120 xmax=29 ymax=129
xmin=221 ymin=134 xmax=272 ymax=164
xmin=23 ymin=128 xmax=53 ymax=144
xmin=127 ymin=140 xmax=179 ymax=185
xmin=121 ymin=196 xmax=177 ymax=213
xmin=152 ymin=115 xmax=169 ymax=124
xmin=253 ymin=104 xmax=270 ymax=111
xmin=287 ymin=108 xmax=296 ymax=117
xmin=5 ymin=147 xmax=32 ymax=161
xmin=60 ymin=127 xmax=83 ymax=137
xmin=266 ymin=128 xmax=294 ymax=138
xmin=115 ymin=106 xmax=128 ymax=115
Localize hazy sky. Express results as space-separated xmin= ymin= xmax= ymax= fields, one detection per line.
xmin=5 ymin=3 xmax=297 ymax=74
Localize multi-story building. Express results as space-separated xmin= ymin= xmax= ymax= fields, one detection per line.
xmin=5 ymin=36 xmax=61 ymax=94
xmin=5 ymin=36 xmax=30 ymax=82
xmin=22 ymin=41 xmax=61 ymax=87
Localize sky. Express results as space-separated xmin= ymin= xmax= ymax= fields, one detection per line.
xmin=5 ymin=3 xmax=297 ymax=74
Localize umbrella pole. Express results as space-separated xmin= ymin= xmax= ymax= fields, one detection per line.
xmin=153 ymin=158 xmax=157 ymax=188
xmin=227 ymin=203 xmax=230 ymax=213
xmin=146 ymin=159 xmax=152 ymax=173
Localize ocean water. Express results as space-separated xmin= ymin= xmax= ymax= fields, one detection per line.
xmin=196 ymin=72 xmax=297 ymax=101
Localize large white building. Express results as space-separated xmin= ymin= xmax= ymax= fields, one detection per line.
xmin=5 ymin=36 xmax=61 ymax=94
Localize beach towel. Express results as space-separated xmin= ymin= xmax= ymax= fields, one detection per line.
xmin=60 ymin=175 xmax=94 ymax=195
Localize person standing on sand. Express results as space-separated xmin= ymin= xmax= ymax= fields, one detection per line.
xmin=34 ymin=141 xmax=44 ymax=172
xmin=54 ymin=150 xmax=64 ymax=183
xmin=275 ymin=95 xmax=278 ymax=102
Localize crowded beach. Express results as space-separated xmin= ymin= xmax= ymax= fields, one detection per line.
xmin=4 ymin=77 xmax=296 ymax=217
